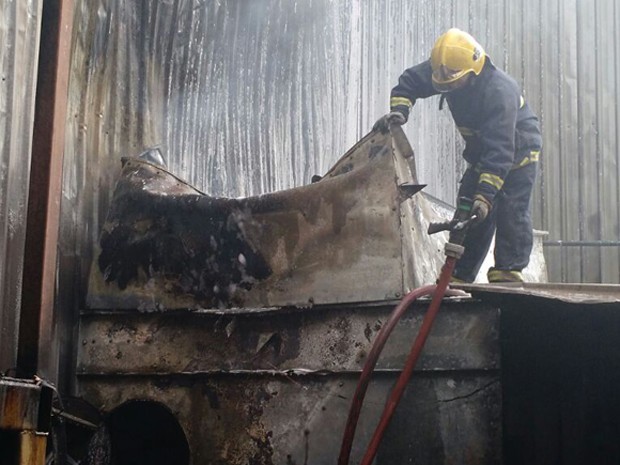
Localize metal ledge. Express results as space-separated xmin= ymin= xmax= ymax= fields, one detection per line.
xmin=453 ymin=282 xmax=620 ymax=305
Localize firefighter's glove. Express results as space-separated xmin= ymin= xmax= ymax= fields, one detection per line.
xmin=373 ymin=111 xmax=406 ymax=134
xmin=471 ymin=195 xmax=492 ymax=225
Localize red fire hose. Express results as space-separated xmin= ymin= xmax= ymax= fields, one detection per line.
xmin=338 ymin=203 xmax=473 ymax=465
xmin=337 ymin=283 xmax=436 ymax=465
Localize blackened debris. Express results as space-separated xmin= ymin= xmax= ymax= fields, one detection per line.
xmin=98 ymin=160 xmax=271 ymax=308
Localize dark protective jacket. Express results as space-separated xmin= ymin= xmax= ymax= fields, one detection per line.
xmin=389 ymin=59 xmax=542 ymax=202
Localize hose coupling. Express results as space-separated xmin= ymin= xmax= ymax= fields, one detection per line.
xmin=444 ymin=242 xmax=465 ymax=259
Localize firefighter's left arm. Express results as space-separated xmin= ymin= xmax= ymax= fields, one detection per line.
xmin=475 ymin=82 xmax=520 ymax=203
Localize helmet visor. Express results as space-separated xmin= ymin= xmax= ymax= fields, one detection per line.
xmin=432 ymin=65 xmax=471 ymax=93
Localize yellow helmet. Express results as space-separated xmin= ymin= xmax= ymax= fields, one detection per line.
xmin=430 ymin=28 xmax=486 ymax=92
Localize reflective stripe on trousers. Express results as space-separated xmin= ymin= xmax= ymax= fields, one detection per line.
xmin=452 ymin=160 xmax=538 ymax=283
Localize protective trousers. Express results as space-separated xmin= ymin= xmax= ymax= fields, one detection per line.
xmin=452 ymin=159 xmax=538 ymax=283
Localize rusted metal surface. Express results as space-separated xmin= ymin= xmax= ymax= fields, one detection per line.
xmin=17 ymin=0 xmax=75 ymax=380
xmin=0 ymin=377 xmax=52 ymax=465
xmin=77 ymin=298 xmax=501 ymax=465
xmin=18 ymin=431 xmax=48 ymax=465
xmin=87 ymin=128 xmax=434 ymax=310
xmin=0 ymin=378 xmax=41 ymax=430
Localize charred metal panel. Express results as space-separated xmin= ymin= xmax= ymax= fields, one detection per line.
xmin=79 ymin=375 xmax=501 ymax=465
xmin=77 ymin=300 xmax=499 ymax=375
xmin=77 ymin=299 xmax=501 ymax=465
xmin=87 ymin=129 xmax=432 ymax=310
xmin=86 ymin=127 xmax=547 ymax=310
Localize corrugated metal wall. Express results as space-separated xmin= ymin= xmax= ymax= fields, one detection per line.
xmin=539 ymin=0 xmax=620 ymax=283
xmin=0 ymin=0 xmax=43 ymax=371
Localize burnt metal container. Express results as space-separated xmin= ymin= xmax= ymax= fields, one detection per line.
xmin=77 ymin=129 xmax=554 ymax=464
xmin=77 ymin=298 xmax=501 ymax=465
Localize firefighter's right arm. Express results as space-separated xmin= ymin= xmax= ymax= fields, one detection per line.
xmin=389 ymin=60 xmax=439 ymax=121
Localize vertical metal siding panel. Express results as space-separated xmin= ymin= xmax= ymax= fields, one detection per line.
xmin=558 ymin=0 xmax=582 ymax=282
xmin=615 ymin=0 xmax=620 ymax=284
xmin=540 ymin=0 xmax=564 ymax=282
xmin=359 ymin=1 xmax=372 ymax=163
xmin=467 ymin=0 xmax=489 ymax=49
xmin=0 ymin=0 xmax=20 ymax=370
xmin=577 ymin=0 xmax=601 ymax=282
xmin=409 ymin=0 xmax=427 ymax=195
xmin=615 ymin=0 xmax=620 ymax=283
xmin=606 ymin=0 xmax=620 ymax=283
xmin=409 ymin=0 xmax=426 ymax=188
xmin=596 ymin=0 xmax=620 ymax=283
xmin=453 ymin=0 xmax=469 ymax=36
xmin=522 ymin=1 xmax=543 ymax=229
xmin=0 ymin=0 xmax=43 ymax=371
xmin=500 ymin=0 xmax=509 ymax=70
xmin=484 ymin=0 xmax=505 ymax=66
xmin=504 ymin=0 xmax=522 ymax=79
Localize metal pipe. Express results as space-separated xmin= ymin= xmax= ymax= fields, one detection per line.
xmin=543 ymin=240 xmax=620 ymax=247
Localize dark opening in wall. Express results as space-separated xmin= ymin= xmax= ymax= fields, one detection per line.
xmin=107 ymin=400 xmax=189 ymax=465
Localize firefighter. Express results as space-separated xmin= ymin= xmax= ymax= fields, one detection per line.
xmin=374 ymin=28 xmax=542 ymax=283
